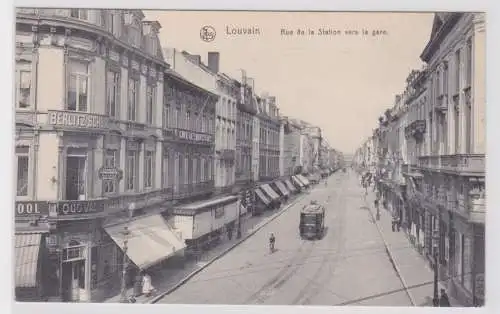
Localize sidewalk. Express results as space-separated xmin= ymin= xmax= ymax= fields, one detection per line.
xmin=104 ymin=193 xmax=306 ymax=304
xmin=364 ymin=191 xmax=463 ymax=307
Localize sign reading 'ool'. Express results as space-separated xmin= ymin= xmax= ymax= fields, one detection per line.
xmin=15 ymin=201 xmax=50 ymax=217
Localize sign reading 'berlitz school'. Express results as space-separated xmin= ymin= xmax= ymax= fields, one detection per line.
xmin=48 ymin=110 xmax=109 ymax=129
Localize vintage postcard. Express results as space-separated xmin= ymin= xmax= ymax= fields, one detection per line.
xmin=13 ymin=8 xmax=485 ymax=308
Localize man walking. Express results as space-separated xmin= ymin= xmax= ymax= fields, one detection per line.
xmin=439 ymin=288 xmax=451 ymax=307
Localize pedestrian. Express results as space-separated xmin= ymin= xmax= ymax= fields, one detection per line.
xmin=391 ymin=212 xmax=399 ymax=232
xmin=439 ymin=288 xmax=451 ymax=307
xmin=141 ymin=271 xmax=156 ymax=297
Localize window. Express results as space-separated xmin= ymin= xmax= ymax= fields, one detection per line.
xmin=106 ymin=70 xmax=120 ymax=117
xmin=443 ymin=63 xmax=448 ymax=97
xmin=163 ymin=154 xmax=170 ymax=188
xmin=103 ymin=150 xmax=117 ymax=194
xmin=146 ymin=85 xmax=155 ymax=125
xmin=144 ymin=150 xmax=154 ymax=188
xmin=163 ymin=104 xmax=170 ymax=128
xmin=67 ymin=60 xmax=89 ymax=111
xmin=17 ymin=68 xmax=32 ymax=109
xmin=128 ymin=19 xmax=142 ymax=48
xmin=173 ymin=106 xmax=179 ymax=128
xmin=128 ymin=78 xmax=138 ymax=121
xmin=465 ymin=39 xmax=472 ymax=87
xmin=150 ymin=36 xmax=157 ymax=55
xmin=455 ymin=49 xmax=461 ymax=93
xmin=66 ymin=154 xmax=87 ymax=200
xmin=176 ymin=106 xmax=182 ymax=129
xmin=70 ymin=9 xmax=88 ymax=20
xmin=186 ymin=111 xmax=191 ymax=130
xmin=16 ymin=147 xmax=29 ymax=196
xmin=126 ymin=149 xmax=137 ymax=191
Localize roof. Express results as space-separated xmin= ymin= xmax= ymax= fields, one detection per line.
xmin=164 ymin=69 xmax=219 ymax=98
xmin=301 ymin=204 xmax=324 ymax=214
xmin=173 ymin=195 xmax=238 ymax=215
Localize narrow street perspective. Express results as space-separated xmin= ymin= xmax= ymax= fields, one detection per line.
xmin=156 ymin=170 xmax=423 ymax=306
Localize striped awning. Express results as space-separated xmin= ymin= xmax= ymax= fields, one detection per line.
xmin=15 ymin=232 xmax=42 ymax=288
xmin=275 ymin=181 xmax=290 ymax=196
xmin=255 ymin=189 xmax=270 ymax=205
xmin=297 ymin=174 xmax=311 ymax=186
xmin=260 ymin=184 xmax=280 ymax=200
xmin=104 ymin=214 xmax=186 ymax=269
xmin=292 ymin=176 xmax=305 ymax=187
xmin=285 ymin=179 xmax=297 ymax=192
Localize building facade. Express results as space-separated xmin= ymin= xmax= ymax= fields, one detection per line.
xmin=281 ymin=118 xmax=302 ymax=176
xmin=358 ymin=12 xmax=486 ymax=307
xmin=257 ymin=95 xmax=280 ymax=181
xmin=235 ymin=71 xmax=257 ymax=186
xmin=14 ymin=8 xmax=176 ymax=302
xmin=14 ymin=8 xmax=220 ymax=302
xmin=416 ymin=13 xmax=485 ymax=306
xmin=213 ymin=70 xmax=238 ymax=193
xmin=162 ymin=69 xmax=217 ymax=200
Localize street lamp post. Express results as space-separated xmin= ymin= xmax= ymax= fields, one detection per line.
xmin=119 ymin=202 xmax=135 ymax=303
xmin=432 ymin=230 xmax=440 ymax=307
xmin=237 ymin=194 xmax=242 ymax=239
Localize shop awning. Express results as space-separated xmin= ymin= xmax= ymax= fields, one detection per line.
xmin=297 ymin=174 xmax=310 ymax=186
xmin=255 ymin=189 xmax=271 ymax=205
xmin=260 ymin=184 xmax=280 ymax=200
xmin=15 ymin=232 xmax=43 ymax=288
xmin=104 ymin=214 xmax=186 ymax=269
xmin=285 ymin=179 xmax=297 ymax=192
xmin=173 ymin=195 xmax=238 ymax=216
xmin=275 ymin=181 xmax=290 ymax=196
xmin=292 ymin=176 xmax=305 ymax=187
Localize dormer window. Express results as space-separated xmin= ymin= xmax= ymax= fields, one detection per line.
xmin=128 ymin=18 xmax=142 ymax=48
xmin=70 ymin=9 xmax=88 ymax=21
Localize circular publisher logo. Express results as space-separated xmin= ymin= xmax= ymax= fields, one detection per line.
xmin=200 ymin=26 xmax=216 ymax=42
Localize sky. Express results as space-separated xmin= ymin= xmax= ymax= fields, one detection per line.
xmin=144 ymin=11 xmax=435 ymax=154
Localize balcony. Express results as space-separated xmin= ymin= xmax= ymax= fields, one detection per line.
xmin=417 ymin=154 xmax=485 ymax=176
xmin=404 ymin=119 xmax=426 ymax=142
xmin=220 ymin=149 xmax=236 ymax=161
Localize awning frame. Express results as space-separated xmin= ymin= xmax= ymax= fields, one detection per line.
xmin=104 ymin=214 xmax=186 ymax=270
xmin=275 ymin=181 xmax=290 ymax=196
xmin=255 ymin=189 xmax=271 ymax=205
xmin=260 ymin=184 xmax=280 ymax=200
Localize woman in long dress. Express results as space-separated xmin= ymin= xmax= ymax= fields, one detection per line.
xmin=142 ymin=271 xmax=156 ymax=296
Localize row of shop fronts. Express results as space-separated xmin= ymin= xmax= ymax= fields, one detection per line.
xmin=14 ymin=170 xmax=333 ymax=302
xmin=377 ymin=170 xmax=485 ymax=307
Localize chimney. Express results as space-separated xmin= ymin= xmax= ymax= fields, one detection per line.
xmin=395 ymin=94 xmax=401 ymax=104
xmin=207 ymin=52 xmax=220 ymax=73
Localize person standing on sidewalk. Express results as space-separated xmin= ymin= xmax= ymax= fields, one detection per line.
xmin=439 ymin=289 xmax=451 ymax=307
xmin=391 ymin=210 xmax=399 ymax=232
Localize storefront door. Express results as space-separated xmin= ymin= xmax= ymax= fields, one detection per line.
xmin=61 ymin=243 xmax=88 ymax=302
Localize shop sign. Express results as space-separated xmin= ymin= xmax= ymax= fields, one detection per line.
xmin=15 ymin=201 xmax=50 ymax=217
xmin=174 ymin=129 xmax=213 ymax=143
xmin=98 ymin=167 xmax=123 ymax=181
xmin=163 ymin=128 xmax=174 ymax=139
xmin=48 ymin=110 xmax=109 ymax=130
xmin=53 ymin=200 xmax=106 ymax=216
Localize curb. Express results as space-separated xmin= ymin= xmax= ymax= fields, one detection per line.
xmin=148 ymin=192 xmax=308 ymax=304
xmin=364 ymin=194 xmax=416 ymax=306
